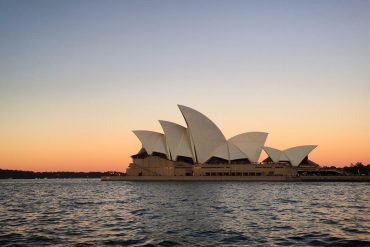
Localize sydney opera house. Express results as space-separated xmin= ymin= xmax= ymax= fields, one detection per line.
xmin=124 ymin=105 xmax=341 ymax=180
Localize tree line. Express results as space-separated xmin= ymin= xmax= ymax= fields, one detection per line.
xmin=322 ymin=162 xmax=370 ymax=175
xmin=0 ymin=169 xmax=125 ymax=179
xmin=340 ymin=162 xmax=370 ymax=175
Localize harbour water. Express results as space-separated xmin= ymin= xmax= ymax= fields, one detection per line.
xmin=0 ymin=179 xmax=369 ymax=246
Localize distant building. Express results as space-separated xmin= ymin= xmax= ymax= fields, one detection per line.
xmin=126 ymin=105 xmax=339 ymax=179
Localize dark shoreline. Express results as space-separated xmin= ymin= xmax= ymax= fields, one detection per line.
xmin=0 ymin=169 xmax=124 ymax=179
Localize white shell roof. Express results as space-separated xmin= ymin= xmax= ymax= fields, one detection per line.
xmin=159 ymin=120 xmax=194 ymax=161
xmin=229 ymin=132 xmax=268 ymax=163
xmin=284 ymin=145 xmax=317 ymax=167
xmin=228 ymin=142 xmax=248 ymax=160
xmin=132 ymin=130 xmax=168 ymax=158
xmin=210 ymin=142 xmax=229 ymax=161
xmin=132 ymin=105 xmax=317 ymax=166
xmin=263 ymin=146 xmax=284 ymax=163
xmin=178 ymin=105 xmax=228 ymax=164
xmin=263 ymin=145 xmax=317 ymax=166
xmin=210 ymin=141 xmax=248 ymax=161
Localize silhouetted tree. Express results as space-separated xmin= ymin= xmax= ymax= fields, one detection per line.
xmin=342 ymin=162 xmax=370 ymax=175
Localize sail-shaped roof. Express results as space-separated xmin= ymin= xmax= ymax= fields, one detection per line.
xmin=229 ymin=142 xmax=248 ymax=160
xmin=263 ymin=145 xmax=317 ymax=166
xmin=284 ymin=145 xmax=317 ymax=167
xmin=209 ymin=142 xmax=229 ymax=161
xmin=132 ymin=105 xmax=317 ymax=167
xmin=178 ymin=105 xmax=228 ymax=163
xmin=263 ymin=146 xmax=284 ymax=163
xmin=159 ymin=120 xmax=194 ymax=161
xmin=229 ymin=132 xmax=268 ymax=163
xmin=132 ymin=130 xmax=168 ymax=158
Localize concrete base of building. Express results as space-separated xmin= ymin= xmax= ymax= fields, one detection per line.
xmin=101 ymin=175 xmax=370 ymax=182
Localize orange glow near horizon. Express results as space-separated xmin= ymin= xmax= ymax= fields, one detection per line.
xmin=1 ymin=142 xmax=369 ymax=172
xmin=1 ymin=109 xmax=369 ymax=172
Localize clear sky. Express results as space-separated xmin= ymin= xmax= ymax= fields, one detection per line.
xmin=1 ymin=0 xmax=369 ymax=171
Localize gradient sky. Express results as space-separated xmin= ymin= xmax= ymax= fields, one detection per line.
xmin=1 ymin=0 xmax=370 ymax=172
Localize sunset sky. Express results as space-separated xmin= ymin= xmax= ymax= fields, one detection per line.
xmin=1 ymin=1 xmax=370 ymax=172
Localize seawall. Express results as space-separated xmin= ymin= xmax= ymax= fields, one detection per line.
xmin=101 ymin=175 xmax=370 ymax=182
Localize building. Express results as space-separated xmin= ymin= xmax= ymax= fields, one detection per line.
xmin=126 ymin=105 xmax=339 ymax=179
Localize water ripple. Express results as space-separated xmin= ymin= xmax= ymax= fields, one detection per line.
xmin=0 ymin=180 xmax=369 ymax=246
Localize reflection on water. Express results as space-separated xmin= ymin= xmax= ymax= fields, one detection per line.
xmin=0 ymin=180 xmax=369 ymax=246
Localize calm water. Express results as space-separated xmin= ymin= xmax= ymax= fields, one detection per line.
xmin=0 ymin=179 xmax=369 ymax=246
